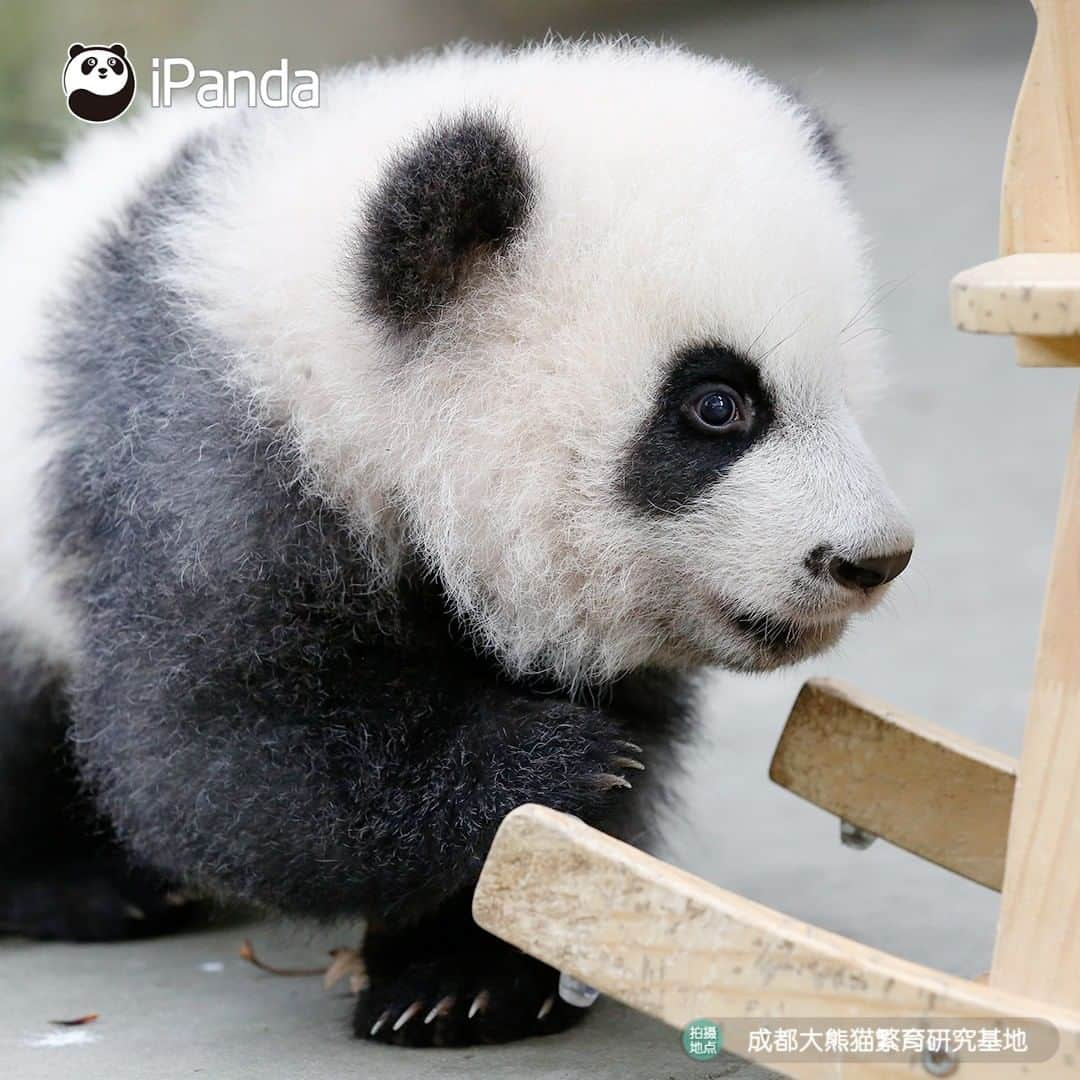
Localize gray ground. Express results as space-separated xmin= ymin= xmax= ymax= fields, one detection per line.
xmin=5 ymin=1 xmax=1077 ymax=1078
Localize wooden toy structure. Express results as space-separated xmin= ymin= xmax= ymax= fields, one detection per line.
xmin=473 ymin=2 xmax=1080 ymax=1074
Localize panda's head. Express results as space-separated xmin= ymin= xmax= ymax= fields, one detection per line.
xmin=191 ymin=45 xmax=903 ymax=687
xmin=63 ymin=43 xmax=135 ymax=123
xmin=343 ymin=49 xmax=915 ymax=686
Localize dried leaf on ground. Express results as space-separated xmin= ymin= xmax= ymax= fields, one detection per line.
xmin=239 ymin=938 xmax=365 ymax=991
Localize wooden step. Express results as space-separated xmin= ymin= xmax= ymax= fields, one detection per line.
xmin=770 ymin=679 xmax=1016 ymax=890
xmin=951 ymin=253 xmax=1080 ymax=365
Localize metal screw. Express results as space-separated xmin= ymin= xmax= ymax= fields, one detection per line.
xmin=558 ymin=973 xmax=599 ymax=1008
xmin=840 ymin=819 xmax=878 ymax=850
xmin=922 ymin=1047 xmax=958 ymax=1076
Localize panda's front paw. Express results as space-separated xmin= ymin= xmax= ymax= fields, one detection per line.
xmin=354 ymin=920 xmax=588 ymax=1047
xmin=510 ymin=698 xmax=647 ymax=820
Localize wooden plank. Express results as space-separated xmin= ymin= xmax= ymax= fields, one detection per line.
xmin=993 ymin=394 xmax=1080 ymax=1004
xmin=951 ymin=254 xmax=1080 ymax=357
xmin=474 ymin=804 xmax=1080 ymax=1076
xmin=770 ymin=679 xmax=1015 ymax=890
xmin=1000 ymin=0 xmax=1080 ymax=367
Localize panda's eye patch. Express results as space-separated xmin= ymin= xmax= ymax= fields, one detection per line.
xmin=108 ymin=57 xmax=122 ymax=71
xmin=620 ymin=345 xmax=773 ymax=514
xmin=682 ymin=385 xmax=747 ymax=434
xmin=82 ymin=57 xmax=97 ymax=75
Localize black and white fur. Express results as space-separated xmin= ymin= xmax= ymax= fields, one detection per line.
xmin=0 ymin=42 xmax=913 ymax=1046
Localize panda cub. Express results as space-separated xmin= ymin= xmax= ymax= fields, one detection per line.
xmin=0 ymin=42 xmax=913 ymax=1046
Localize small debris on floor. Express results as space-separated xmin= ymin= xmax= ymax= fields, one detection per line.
xmin=199 ymin=961 xmax=225 ymax=973
xmin=323 ymin=948 xmax=369 ymax=994
xmin=238 ymin=938 xmax=326 ymax=977
xmin=49 ymin=1013 xmax=98 ymax=1026
xmin=238 ymin=938 xmax=367 ymax=993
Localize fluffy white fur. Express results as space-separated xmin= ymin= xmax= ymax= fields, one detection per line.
xmin=0 ymin=41 xmax=912 ymax=686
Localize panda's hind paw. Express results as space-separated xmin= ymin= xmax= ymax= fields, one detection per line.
xmin=354 ymin=932 xmax=587 ymax=1047
xmin=0 ymin=855 xmax=199 ymax=942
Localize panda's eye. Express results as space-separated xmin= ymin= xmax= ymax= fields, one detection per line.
xmin=82 ymin=57 xmax=96 ymax=75
xmin=108 ymin=57 xmax=121 ymax=71
xmin=682 ymin=385 xmax=748 ymax=434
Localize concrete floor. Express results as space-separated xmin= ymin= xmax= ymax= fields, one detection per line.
xmin=5 ymin=919 xmax=776 ymax=1080
xmin=5 ymin=1 xmax=1077 ymax=1078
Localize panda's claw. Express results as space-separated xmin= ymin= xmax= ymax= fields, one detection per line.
xmin=617 ymin=740 xmax=644 ymax=754
xmin=468 ymin=989 xmax=490 ymax=1019
xmin=392 ymin=1000 xmax=423 ymax=1031
xmin=612 ymin=755 xmax=645 ymax=771
xmin=537 ymin=994 xmax=555 ymax=1020
xmin=594 ymin=771 xmax=632 ymax=790
xmin=424 ymin=995 xmax=455 ymax=1024
xmin=369 ymin=1009 xmax=392 ymax=1036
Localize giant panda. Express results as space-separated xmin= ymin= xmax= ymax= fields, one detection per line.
xmin=0 ymin=41 xmax=913 ymax=1046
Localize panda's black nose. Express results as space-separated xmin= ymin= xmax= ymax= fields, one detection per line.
xmin=829 ymin=548 xmax=912 ymax=590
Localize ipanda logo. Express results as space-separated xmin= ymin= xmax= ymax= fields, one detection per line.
xmin=63 ymin=42 xmax=319 ymax=123
xmin=63 ymin=43 xmax=136 ymax=123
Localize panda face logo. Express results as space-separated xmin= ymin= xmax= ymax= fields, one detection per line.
xmin=63 ymin=43 xmax=136 ymax=123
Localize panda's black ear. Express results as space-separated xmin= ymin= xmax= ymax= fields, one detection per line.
xmin=355 ymin=112 xmax=533 ymax=334
xmin=69 ymin=43 xmax=87 ymax=59
xmin=109 ymin=43 xmax=126 ymax=58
